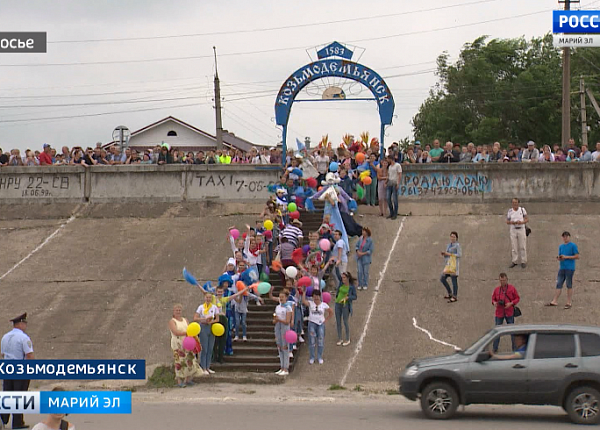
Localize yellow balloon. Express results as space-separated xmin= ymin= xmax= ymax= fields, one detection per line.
xmin=264 ymin=220 xmax=274 ymax=231
xmin=211 ymin=323 xmax=225 ymax=337
xmin=359 ymin=170 xmax=371 ymax=179
xmin=186 ymin=322 xmax=201 ymax=337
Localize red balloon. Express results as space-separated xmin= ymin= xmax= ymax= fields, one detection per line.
xmin=298 ymin=276 xmax=312 ymax=287
xmin=292 ymin=248 xmax=304 ymax=264
xmin=289 ymin=211 xmax=300 ymax=220
xmin=306 ymin=177 xmax=317 ymax=188
xmin=356 ymin=152 xmax=366 ymax=163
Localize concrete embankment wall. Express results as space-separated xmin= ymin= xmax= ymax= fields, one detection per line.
xmin=1 ymin=163 xmax=600 ymax=204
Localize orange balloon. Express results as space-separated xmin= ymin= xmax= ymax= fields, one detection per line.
xmin=356 ymin=152 xmax=366 ymax=163
xmin=271 ymin=260 xmax=282 ymax=272
xmin=236 ymin=281 xmax=245 ymax=291
xmin=318 ymin=186 xmax=323 ymax=191
xmin=362 ymin=176 xmax=372 ymax=185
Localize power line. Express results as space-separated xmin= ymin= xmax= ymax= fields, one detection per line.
xmin=48 ymin=0 xmax=501 ymax=44
xmin=0 ymin=8 xmax=558 ymax=68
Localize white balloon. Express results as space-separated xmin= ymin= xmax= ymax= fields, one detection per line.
xmin=285 ymin=266 xmax=298 ymax=279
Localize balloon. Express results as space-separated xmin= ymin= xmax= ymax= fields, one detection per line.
xmin=362 ymin=176 xmax=372 ymax=185
xmin=306 ymin=286 xmax=314 ymax=297
xmin=229 ymin=229 xmax=240 ymax=240
xmin=260 ymin=272 xmax=269 ymax=282
xmin=320 ymin=279 xmax=326 ymax=289
xmin=264 ymin=265 xmax=270 ymax=275
xmin=257 ymin=282 xmax=271 ymax=295
xmin=183 ymin=336 xmax=196 ymax=351
xmin=292 ymin=168 xmax=303 ymax=177
xmin=264 ymin=220 xmax=274 ymax=230
xmin=306 ymin=177 xmax=317 ymax=188
xmin=298 ymin=276 xmax=312 ymax=287
xmin=356 ymin=184 xmax=365 ymax=199
xmin=359 ymin=169 xmax=371 ymax=178
xmin=250 ymin=283 xmax=259 ymax=294
xmin=319 ymin=239 xmax=331 ymax=252
xmin=287 ymin=202 xmax=297 ymax=212
xmin=236 ymin=281 xmax=246 ymax=292
xmin=348 ymin=200 xmax=358 ymax=211
xmin=212 ymin=323 xmax=225 ymax=337
xmin=264 ymin=230 xmax=273 ymax=239
xmin=329 ymin=162 xmax=339 ymax=172
xmin=322 ymin=292 xmax=332 ymax=304
xmin=285 ymin=266 xmax=298 ymax=279
xmin=292 ymin=248 xmax=303 ymax=265
xmin=248 ymin=268 xmax=259 ymax=281
xmin=271 ymin=260 xmax=282 ymax=272
xmin=186 ymin=322 xmax=201 ymax=337
xmin=318 ymin=186 xmax=323 ymax=191
xmin=356 ymin=152 xmax=366 ymax=163
xmin=183 ymin=267 xmax=198 ymax=286
xmin=289 ymin=211 xmax=300 ymax=220
xmin=302 ymin=245 xmax=311 ymax=255
xmin=285 ymin=330 xmax=298 ymax=344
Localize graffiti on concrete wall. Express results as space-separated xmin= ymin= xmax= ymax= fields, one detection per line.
xmin=399 ymin=172 xmax=492 ymax=197
xmin=0 ymin=175 xmax=71 ymax=198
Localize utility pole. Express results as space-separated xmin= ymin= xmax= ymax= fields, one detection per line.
xmin=560 ymin=0 xmax=573 ymax=147
xmin=213 ymin=46 xmax=224 ymax=150
xmin=580 ymin=76 xmax=588 ymax=147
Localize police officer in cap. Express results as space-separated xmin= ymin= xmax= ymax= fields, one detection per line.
xmin=1 ymin=313 xmax=34 ymax=429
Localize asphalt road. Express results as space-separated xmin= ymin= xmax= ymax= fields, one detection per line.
xmin=25 ymin=401 xmax=576 ymax=430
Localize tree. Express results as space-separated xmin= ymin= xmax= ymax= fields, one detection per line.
xmin=411 ymin=34 xmax=600 ymax=147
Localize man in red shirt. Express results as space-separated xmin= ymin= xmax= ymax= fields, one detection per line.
xmin=38 ymin=143 xmax=53 ymax=165
xmin=491 ymin=273 xmax=520 ymax=352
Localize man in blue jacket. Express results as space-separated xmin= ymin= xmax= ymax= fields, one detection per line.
xmin=355 ymin=227 xmax=374 ymax=291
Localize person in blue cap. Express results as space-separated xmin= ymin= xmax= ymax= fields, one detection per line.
xmin=1 ymin=313 xmax=34 ymax=429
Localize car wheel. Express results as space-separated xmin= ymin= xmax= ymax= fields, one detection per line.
xmin=420 ymin=382 xmax=459 ymax=420
xmin=566 ymin=386 xmax=600 ymax=425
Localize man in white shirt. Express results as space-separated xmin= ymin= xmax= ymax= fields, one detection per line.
xmin=592 ymin=142 xmax=600 ymax=161
xmin=506 ymin=198 xmax=529 ymax=268
xmin=312 ymin=149 xmax=330 ymax=184
xmin=386 ymin=155 xmax=403 ymax=220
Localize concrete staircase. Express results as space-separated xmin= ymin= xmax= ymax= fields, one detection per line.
xmin=212 ymin=206 xmax=325 ymax=372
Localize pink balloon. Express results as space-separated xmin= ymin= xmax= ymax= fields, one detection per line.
xmin=230 ymin=229 xmax=240 ymax=240
xmin=319 ymin=239 xmax=331 ymax=252
xmin=264 ymin=230 xmax=273 ymax=239
xmin=182 ymin=336 xmax=196 ymax=351
xmin=322 ymin=292 xmax=332 ymax=304
xmin=285 ymin=330 xmax=298 ymax=344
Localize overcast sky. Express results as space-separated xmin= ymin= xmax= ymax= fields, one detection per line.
xmin=0 ymin=0 xmax=584 ymax=152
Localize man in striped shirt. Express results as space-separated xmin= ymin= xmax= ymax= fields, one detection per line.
xmin=280 ymin=219 xmax=303 ymax=248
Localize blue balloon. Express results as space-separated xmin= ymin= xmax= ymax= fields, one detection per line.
xmin=348 ymin=200 xmax=358 ymax=211
xmin=218 ymin=274 xmax=233 ymax=287
xmin=329 ymin=162 xmax=339 ymax=172
xmin=292 ymin=168 xmax=304 ymax=177
xmin=320 ymin=279 xmax=326 ymax=289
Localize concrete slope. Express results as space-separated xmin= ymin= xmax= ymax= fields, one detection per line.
xmin=344 ymin=210 xmax=600 ymax=386
xmin=0 ymin=207 xmax=260 ymax=365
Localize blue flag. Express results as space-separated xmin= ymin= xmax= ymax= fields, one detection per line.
xmin=296 ymin=138 xmax=305 ymax=152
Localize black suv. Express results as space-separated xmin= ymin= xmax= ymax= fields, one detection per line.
xmin=400 ymin=324 xmax=600 ymax=424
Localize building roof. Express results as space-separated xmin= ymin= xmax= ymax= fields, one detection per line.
xmin=103 ymin=116 xmax=268 ymax=151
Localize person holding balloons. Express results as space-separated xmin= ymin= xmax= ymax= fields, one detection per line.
xmin=168 ymin=304 xmax=201 ymax=387
xmin=365 ymin=153 xmax=379 ymax=207
xmin=273 ymin=289 xmax=293 ymax=376
xmin=301 ymin=289 xmax=333 ymax=365
xmin=193 ymin=293 xmax=221 ymax=375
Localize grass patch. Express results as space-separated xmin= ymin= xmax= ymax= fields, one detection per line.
xmin=328 ymin=384 xmax=346 ymax=391
xmin=353 ymin=385 xmax=364 ymax=392
xmin=385 ymin=389 xmax=400 ymax=395
xmin=147 ymin=365 xmax=176 ymax=388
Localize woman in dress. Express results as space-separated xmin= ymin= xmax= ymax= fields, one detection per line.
xmin=193 ymin=293 xmax=220 ymax=375
xmin=302 ymin=289 xmax=333 ymax=365
xmin=168 ymin=304 xmax=201 ymax=387
xmin=334 ymin=271 xmax=357 ymax=347
xmin=440 ymin=231 xmax=462 ymax=303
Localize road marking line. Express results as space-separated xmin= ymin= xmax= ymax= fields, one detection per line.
xmin=340 ymin=216 xmax=406 ymax=387
xmin=412 ymin=317 xmax=460 ymax=350
xmin=0 ymin=215 xmax=76 ymax=282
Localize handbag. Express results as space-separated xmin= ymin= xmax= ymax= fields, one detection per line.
xmin=513 ymin=306 xmax=522 ymax=317
xmin=443 ymin=254 xmax=457 ymax=275
xmin=521 ymin=208 xmax=531 ymax=236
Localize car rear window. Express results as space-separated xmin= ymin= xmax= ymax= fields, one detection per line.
xmin=580 ymin=333 xmax=600 ymax=357
xmin=533 ymin=333 xmax=576 ymax=359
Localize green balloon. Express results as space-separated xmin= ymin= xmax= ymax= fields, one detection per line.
xmin=356 ymin=184 xmax=365 ymax=199
xmin=260 ymin=272 xmax=269 ymax=282
xmin=257 ymin=282 xmax=271 ymax=295
xmin=288 ymin=202 xmax=297 ymax=212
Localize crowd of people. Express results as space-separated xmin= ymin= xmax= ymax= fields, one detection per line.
xmin=3 ymin=136 xmax=600 ymax=168
xmin=168 ymin=161 xmax=373 ymax=382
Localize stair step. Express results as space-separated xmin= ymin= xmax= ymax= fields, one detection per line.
xmin=210 ymin=362 xmax=295 ymax=373
xmin=224 ymin=355 xmax=295 ymax=364
xmin=229 ymin=345 xmax=278 ymax=354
